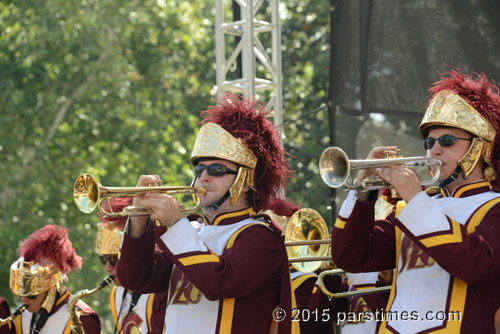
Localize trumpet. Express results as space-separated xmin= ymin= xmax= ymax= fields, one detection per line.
xmin=73 ymin=173 xmax=206 ymax=217
xmin=319 ymin=146 xmax=441 ymax=190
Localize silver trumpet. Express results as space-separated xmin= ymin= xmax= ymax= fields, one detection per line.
xmin=319 ymin=146 xmax=441 ymax=191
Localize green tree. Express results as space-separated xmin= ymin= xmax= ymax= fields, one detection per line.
xmin=1 ymin=0 xmax=216 ymax=330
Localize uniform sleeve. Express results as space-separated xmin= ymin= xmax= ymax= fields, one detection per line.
xmin=156 ymin=218 xmax=284 ymax=300
xmin=116 ymin=222 xmax=174 ymax=294
xmin=77 ymin=300 xmax=102 ymax=334
xmin=395 ymin=192 xmax=500 ymax=284
xmin=79 ymin=313 xmax=101 ymax=334
xmin=149 ymin=290 xmax=168 ymax=334
xmin=331 ymin=190 xmax=397 ymax=273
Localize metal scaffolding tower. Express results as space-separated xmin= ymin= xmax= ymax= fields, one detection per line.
xmin=215 ymin=0 xmax=283 ymax=136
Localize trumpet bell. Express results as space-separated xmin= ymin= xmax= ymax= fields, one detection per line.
xmin=74 ymin=174 xmax=101 ymax=214
xmin=319 ymin=147 xmax=350 ymax=188
xmin=285 ymin=208 xmax=330 ymax=273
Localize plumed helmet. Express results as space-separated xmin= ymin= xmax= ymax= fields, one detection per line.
xmin=190 ymin=93 xmax=293 ymax=213
xmin=419 ymin=68 xmax=500 ymax=186
xmin=95 ymin=197 xmax=132 ymax=255
xmin=10 ymin=225 xmax=82 ymax=296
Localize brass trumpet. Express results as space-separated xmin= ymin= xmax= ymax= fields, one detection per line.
xmin=319 ymin=146 xmax=441 ymax=190
xmin=73 ymin=173 xmax=205 ymax=217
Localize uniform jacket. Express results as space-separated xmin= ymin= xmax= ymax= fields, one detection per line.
xmin=117 ymin=207 xmax=297 ymax=334
xmin=332 ymin=181 xmax=500 ymax=333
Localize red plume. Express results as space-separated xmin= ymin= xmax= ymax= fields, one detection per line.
xmin=19 ymin=225 xmax=82 ymax=274
xmin=99 ymin=197 xmax=133 ymax=231
xmin=200 ymin=93 xmax=294 ymax=212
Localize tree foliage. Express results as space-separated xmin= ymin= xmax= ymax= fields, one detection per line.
xmin=0 ymin=0 xmax=216 ymax=329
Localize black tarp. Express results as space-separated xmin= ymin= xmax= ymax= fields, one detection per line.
xmin=330 ymin=0 xmax=500 ymax=117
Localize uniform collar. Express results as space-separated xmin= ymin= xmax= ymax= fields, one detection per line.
xmin=441 ymin=180 xmax=492 ymax=198
xmin=50 ymin=290 xmax=70 ymax=315
xmin=202 ymin=206 xmax=257 ymax=226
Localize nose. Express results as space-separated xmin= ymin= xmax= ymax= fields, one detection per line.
xmin=198 ymin=168 xmax=211 ymax=181
xmin=430 ymin=141 xmax=443 ymax=156
xmin=105 ymin=261 xmax=117 ymax=275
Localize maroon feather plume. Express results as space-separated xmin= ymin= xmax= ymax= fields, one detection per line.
xmin=428 ymin=68 xmax=500 ymax=190
xmin=99 ymin=197 xmax=133 ymax=231
xmin=18 ymin=225 xmax=82 ymax=274
xmin=200 ymin=93 xmax=294 ymax=214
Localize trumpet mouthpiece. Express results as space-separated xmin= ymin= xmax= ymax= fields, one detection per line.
xmin=199 ymin=186 xmax=207 ymax=196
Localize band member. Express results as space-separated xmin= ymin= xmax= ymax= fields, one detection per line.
xmin=9 ymin=225 xmax=101 ymax=333
xmin=0 ymin=297 xmax=13 ymax=334
xmin=116 ymin=93 xmax=298 ymax=333
xmin=96 ymin=197 xmax=168 ymax=333
xmin=331 ymin=68 xmax=500 ymax=333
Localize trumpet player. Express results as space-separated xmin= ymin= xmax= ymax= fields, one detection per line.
xmin=9 ymin=225 xmax=101 ymax=333
xmin=116 ymin=94 xmax=298 ymax=334
xmin=95 ymin=197 xmax=168 ymax=333
xmin=331 ymin=68 xmax=500 ymax=333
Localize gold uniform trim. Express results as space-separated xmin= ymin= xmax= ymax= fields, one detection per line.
xmin=452 ymin=181 xmax=491 ymax=198
xmin=334 ymin=217 xmax=347 ymax=229
xmin=212 ymin=207 xmax=256 ymax=227
xmin=177 ymin=248 xmax=220 ymax=266
xmin=291 ymin=274 xmax=317 ymax=291
xmin=419 ymin=90 xmax=496 ymax=142
xmin=190 ymin=123 xmax=258 ymax=169
xmin=420 ymin=218 xmax=463 ymax=248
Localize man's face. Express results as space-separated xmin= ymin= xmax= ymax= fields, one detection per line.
xmin=100 ymin=254 xmax=120 ymax=286
xmin=20 ymin=290 xmax=48 ymax=313
xmin=426 ymin=127 xmax=473 ymax=183
xmin=194 ymin=159 xmax=239 ymax=208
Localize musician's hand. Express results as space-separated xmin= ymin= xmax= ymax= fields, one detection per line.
xmin=141 ymin=193 xmax=184 ymax=228
xmin=128 ymin=175 xmax=164 ymax=237
xmin=377 ymin=165 xmax=421 ymax=202
xmin=356 ymin=146 xmax=398 ymax=200
xmin=135 ymin=175 xmax=162 ymax=206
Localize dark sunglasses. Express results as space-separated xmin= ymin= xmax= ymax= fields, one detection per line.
xmin=99 ymin=255 xmax=118 ymax=266
xmin=423 ymin=135 xmax=472 ymax=150
xmin=26 ymin=295 xmax=38 ymax=300
xmin=194 ymin=163 xmax=238 ymax=178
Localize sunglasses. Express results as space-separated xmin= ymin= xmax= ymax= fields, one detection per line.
xmin=99 ymin=255 xmax=118 ymax=266
xmin=26 ymin=295 xmax=38 ymax=300
xmin=194 ymin=163 xmax=238 ymax=178
xmin=423 ymin=135 xmax=472 ymax=150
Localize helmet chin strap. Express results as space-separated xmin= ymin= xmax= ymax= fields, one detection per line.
xmin=439 ymin=165 xmax=463 ymax=189
xmin=201 ymin=190 xmax=231 ymax=211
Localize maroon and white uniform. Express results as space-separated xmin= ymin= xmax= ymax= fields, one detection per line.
xmin=13 ymin=291 xmax=100 ymax=334
xmin=332 ymin=181 xmax=500 ymax=333
xmin=110 ymin=286 xmax=167 ymax=334
xmin=117 ymin=207 xmax=295 ymax=334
